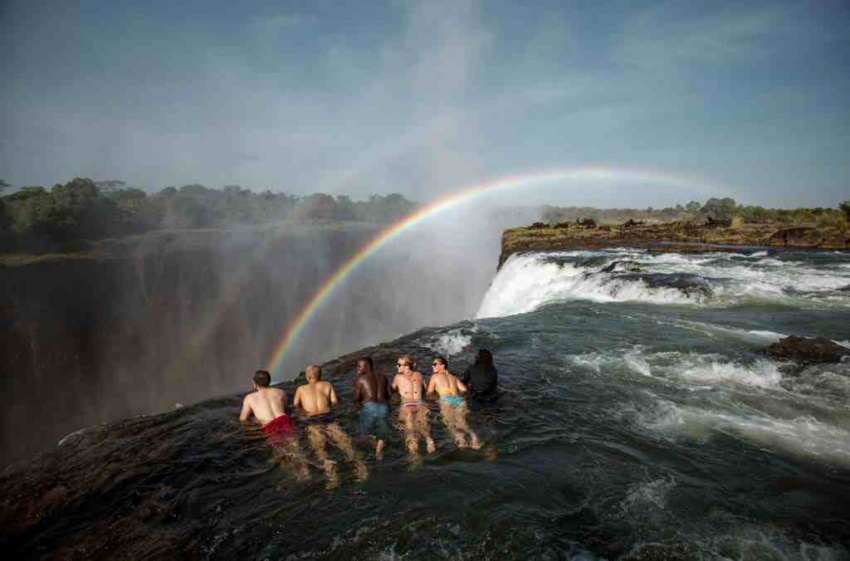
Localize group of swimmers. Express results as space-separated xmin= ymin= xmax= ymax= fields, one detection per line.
xmin=239 ymin=350 xmax=498 ymax=483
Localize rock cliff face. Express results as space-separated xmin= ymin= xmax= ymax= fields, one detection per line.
xmin=498 ymin=221 xmax=850 ymax=268
xmin=0 ymin=225 xmax=381 ymax=465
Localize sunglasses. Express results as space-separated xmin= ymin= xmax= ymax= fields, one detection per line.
xmin=397 ymin=363 xmax=408 ymax=367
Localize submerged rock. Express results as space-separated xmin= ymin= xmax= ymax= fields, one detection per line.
xmin=765 ymin=335 xmax=849 ymax=364
xmin=617 ymin=273 xmax=712 ymax=299
xmin=600 ymin=260 xmax=643 ymax=274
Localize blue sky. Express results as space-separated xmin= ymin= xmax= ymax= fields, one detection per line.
xmin=2 ymin=0 xmax=848 ymax=207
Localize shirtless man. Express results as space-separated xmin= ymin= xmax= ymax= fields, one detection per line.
xmin=294 ymin=365 xmax=338 ymax=416
xmin=353 ymin=357 xmax=391 ymax=459
xmin=240 ymin=370 xmax=292 ymax=445
xmin=293 ymin=365 xmax=366 ymax=486
xmin=427 ymin=356 xmax=480 ymax=449
xmin=392 ymin=355 xmax=435 ymax=455
xmin=240 ymin=370 xmax=308 ymax=480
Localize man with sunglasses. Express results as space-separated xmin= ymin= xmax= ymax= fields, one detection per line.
xmin=391 ymin=355 xmax=436 ymax=455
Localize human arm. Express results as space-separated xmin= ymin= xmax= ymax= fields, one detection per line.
xmin=239 ymin=395 xmax=253 ymax=422
xmin=353 ymin=378 xmax=363 ymax=403
xmin=293 ymin=387 xmax=302 ymax=409
xmin=456 ymin=376 xmax=468 ymax=394
xmin=329 ymin=384 xmax=339 ymax=407
xmin=426 ymin=375 xmax=437 ymax=397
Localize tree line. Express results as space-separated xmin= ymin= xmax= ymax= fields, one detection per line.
xmin=542 ymin=197 xmax=850 ymax=229
xmin=0 ymin=178 xmax=417 ymax=251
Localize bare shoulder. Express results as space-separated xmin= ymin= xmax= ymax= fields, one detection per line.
xmin=320 ymin=380 xmax=333 ymax=392
xmin=270 ymin=387 xmax=286 ymax=398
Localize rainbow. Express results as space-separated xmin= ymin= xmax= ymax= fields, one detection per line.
xmin=266 ymin=166 xmax=724 ymax=377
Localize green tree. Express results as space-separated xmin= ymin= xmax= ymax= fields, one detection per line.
xmin=700 ymin=198 xmax=737 ymax=222
xmin=293 ymin=193 xmax=335 ymax=221
xmin=685 ymin=201 xmax=701 ymax=213
xmin=333 ymin=195 xmax=357 ymax=221
xmin=840 ymin=200 xmax=850 ymax=221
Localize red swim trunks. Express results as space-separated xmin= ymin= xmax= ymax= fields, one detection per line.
xmin=262 ymin=414 xmax=293 ymax=447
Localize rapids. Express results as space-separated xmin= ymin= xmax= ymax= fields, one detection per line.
xmin=2 ymin=248 xmax=849 ymax=559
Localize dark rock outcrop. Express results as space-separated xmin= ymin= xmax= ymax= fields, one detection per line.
xmin=768 ymin=227 xmax=822 ymax=248
xmin=632 ymin=273 xmax=711 ymax=298
xmin=765 ymin=335 xmax=849 ymax=364
xmin=705 ymin=216 xmax=732 ymax=227
xmin=577 ymin=218 xmax=597 ymax=228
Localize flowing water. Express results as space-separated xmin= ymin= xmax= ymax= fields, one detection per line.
xmin=2 ymin=248 xmax=849 ymax=560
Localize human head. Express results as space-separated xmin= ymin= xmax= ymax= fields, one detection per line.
xmin=432 ymin=356 xmax=447 ymax=371
xmin=253 ymin=370 xmax=271 ymax=388
xmin=475 ymin=349 xmax=494 ymax=369
xmin=306 ymin=364 xmax=321 ymax=382
xmin=357 ymin=357 xmax=374 ymax=374
xmin=397 ymin=355 xmax=414 ymax=372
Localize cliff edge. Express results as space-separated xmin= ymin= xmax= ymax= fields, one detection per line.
xmin=499 ymin=220 xmax=850 ymax=268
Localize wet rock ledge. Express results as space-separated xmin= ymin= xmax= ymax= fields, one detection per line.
xmin=499 ymin=221 xmax=850 ymax=268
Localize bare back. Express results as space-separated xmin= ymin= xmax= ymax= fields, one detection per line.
xmin=428 ymin=371 xmax=466 ymax=397
xmin=355 ymin=371 xmax=390 ymax=404
xmin=295 ymin=381 xmax=338 ymax=416
xmin=240 ymin=388 xmax=287 ymax=425
xmin=393 ymin=371 xmax=426 ymax=403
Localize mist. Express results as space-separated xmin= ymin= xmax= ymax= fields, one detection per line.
xmin=0 ymin=202 xmax=539 ymax=465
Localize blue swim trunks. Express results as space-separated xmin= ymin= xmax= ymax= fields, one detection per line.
xmin=439 ymin=395 xmax=465 ymax=408
xmin=359 ymin=402 xmax=390 ymax=440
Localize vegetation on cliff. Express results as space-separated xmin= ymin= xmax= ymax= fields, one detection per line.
xmin=501 ymin=201 xmax=850 ymax=267
xmin=0 ymin=178 xmax=417 ymax=252
xmin=542 ymin=197 xmax=850 ymax=229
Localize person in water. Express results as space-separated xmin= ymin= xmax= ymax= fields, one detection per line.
xmin=392 ymin=355 xmax=436 ymax=455
xmin=240 ymin=370 xmax=309 ymax=480
xmin=427 ymin=356 xmax=480 ymax=449
xmin=294 ymin=365 xmax=367 ymax=486
xmin=240 ymin=370 xmax=293 ymax=444
xmin=460 ymin=349 xmax=498 ymax=404
xmin=353 ymin=356 xmax=391 ymax=459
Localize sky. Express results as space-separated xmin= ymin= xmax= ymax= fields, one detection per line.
xmin=1 ymin=0 xmax=848 ymax=208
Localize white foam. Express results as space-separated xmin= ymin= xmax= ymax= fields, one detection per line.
xmin=619 ymin=476 xmax=677 ymax=516
xmin=678 ymin=358 xmax=783 ymax=389
xmin=478 ymin=250 xmax=850 ymax=317
xmin=667 ymin=319 xmax=786 ymax=343
xmin=422 ymin=327 xmax=476 ymax=357
xmin=476 ymin=254 xmax=696 ymax=318
xmin=570 ymin=349 xmax=784 ymax=390
xmin=57 ymin=427 xmax=87 ymax=447
xmin=634 ymin=400 xmax=850 ymax=467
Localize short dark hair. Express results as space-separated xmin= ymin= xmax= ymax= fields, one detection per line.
xmin=358 ymin=356 xmax=374 ymax=371
xmin=253 ymin=370 xmax=271 ymax=387
xmin=475 ymin=349 xmax=493 ymax=369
